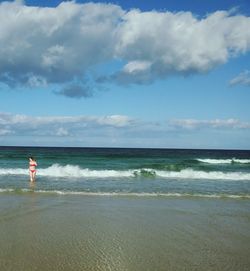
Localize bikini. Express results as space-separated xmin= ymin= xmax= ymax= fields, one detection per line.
xmin=29 ymin=163 xmax=37 ymax=173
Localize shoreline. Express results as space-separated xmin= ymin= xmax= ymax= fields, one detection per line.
xmin=1 ymin=188 xmax=250 ymax=199
xmin=0 ymin=194 xmax=250 ymax=271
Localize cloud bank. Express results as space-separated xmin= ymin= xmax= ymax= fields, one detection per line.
xmin=1 ymin=112 xmax=250 ymax=138
xmin=170 ymin=118 xmax=250 ymax=129
xmin=1 ymin=112 xmax=250 ymax=148
xmin=0 ymin=112 xmax=135 ymax=136
xmin=0 ymin=1 xmax=250 ymax=97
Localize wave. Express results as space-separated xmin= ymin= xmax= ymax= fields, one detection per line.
xmin=197 ymin=158 xmax=250 ymax=164
xmin=154 ymin=169 xmax=250 ymax=180
xmin=0 ymin=164 xmax=250 ymax=180
xmin=0 ymin=164 xmax=132 ymax=178
xmin=0 ymin=188 xmax=249 ymax=199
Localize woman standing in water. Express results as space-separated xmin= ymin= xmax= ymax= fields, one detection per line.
xmin=29 ymin=157 xmax=37 ymax=182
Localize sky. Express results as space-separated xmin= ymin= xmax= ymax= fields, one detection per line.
xmin=0 ymin=0 xmax=250 ymax=149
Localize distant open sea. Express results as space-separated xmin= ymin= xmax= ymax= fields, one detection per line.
xmin=1 ymin=146 xmax=250 ymax=198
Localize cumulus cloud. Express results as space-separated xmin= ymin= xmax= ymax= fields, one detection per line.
xmin=0 ymin=112 xmax=136 ymax=137
xmin=170 ymin=118 xmax=250 ymax=129
xmin=108 ymin=9 xmax=250 ymax=85
xmin=0 ymin=0 xmax=123 ymax=92
xmin=0 ymin=1 xmax=250 ymax=94
xmin=229 ymin=70 xmax=250 ymax=86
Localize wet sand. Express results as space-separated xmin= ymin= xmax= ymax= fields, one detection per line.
xmin=0 ymin=194 xmax=250 ymax=271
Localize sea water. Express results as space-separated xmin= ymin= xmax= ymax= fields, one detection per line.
xmin=1 ymin=146 xmax=250 ymax=271
xmin=0 ymin=146 xmax=250 ymax=198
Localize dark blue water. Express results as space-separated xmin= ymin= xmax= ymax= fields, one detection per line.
xmin=0 ymin=146 xmax=250 ymax=198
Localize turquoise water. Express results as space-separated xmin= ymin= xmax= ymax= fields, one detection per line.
xmin=0 ymin=146 xmax=250 ymax=198
xmin=1 ymin=147 xmax=250 ymax=271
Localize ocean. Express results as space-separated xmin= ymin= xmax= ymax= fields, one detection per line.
xmin=0 ymin=146 xmax=250 ymax=198
xmin=1 ymin=147 xmax=250 ymax=270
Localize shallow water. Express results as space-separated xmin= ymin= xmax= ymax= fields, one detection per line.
xmin=0 ymin=194 xmax=249 ymax=271
xmin=0 ymin=147 xmax=250 ymax=198
xmin=1 ymin=147 xmax=250 ymax=270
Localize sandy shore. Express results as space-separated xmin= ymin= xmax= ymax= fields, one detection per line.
xmin=0 ymin=194 xmax=249 ymax=271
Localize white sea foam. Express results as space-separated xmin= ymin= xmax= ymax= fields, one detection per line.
xmin=0 ymin=168 xmax=29 ymax=175
xmin=0 ymin=188 xmax=14 ymax=193
xmin=233 ymin=159 xmax=250 ymax=163
xmin=39 ymin=164 xmax=133 ymax=178
xmin=0 ymin=164 xmax=250 ymax=180
xmin=197 ymin=158 xmax=250 ymax=164
xmin=0 ymin=164 xmax=133 ymax=178
xmin=154 ymin=169 xmax=250 ymax=180
xmin=0 ymin=188 xmax=249 ymax=199
xmin=35 ymin=191 xmax=250 ymax=198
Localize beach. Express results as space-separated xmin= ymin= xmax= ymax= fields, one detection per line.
xmin=0 ymin=146 xmax=250 ymax=270
xmin=0 ymin=193 xmax=249 ymax=271
xmin=1 ymin=0 xmax=250 ymax=269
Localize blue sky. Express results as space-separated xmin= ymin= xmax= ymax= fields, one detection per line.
xmin=0 ymin=0 xmax=250 ymax=149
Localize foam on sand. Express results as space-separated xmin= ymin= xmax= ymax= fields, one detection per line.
xmin=0 ymin=188 xmax=249 ymax=199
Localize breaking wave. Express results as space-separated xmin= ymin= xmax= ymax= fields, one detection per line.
xmin=0 ymin=164 xmax=250 ymax=181
xmin=197 ymin=158 xmax=250 ymax=164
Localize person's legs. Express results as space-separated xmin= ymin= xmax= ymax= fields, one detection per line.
xmin=32 ymin=171 xmax=36 ymax=182
xmin=29 ymin=170 xmax=33 ymax=182
xmin=29 ymin=170 xmax=36 ymax=182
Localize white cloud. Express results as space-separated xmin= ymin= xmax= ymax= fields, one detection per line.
xmin=56 ymin=127 xmax=69 ymax=137
xmin=0 ymin=1 xmax=123 ymax=88
xmin=1 ymin=112 xmax=250 ymax=139
xmin=95 ymin=115 xmax=134 ymax=127
xmin=0 ymin=112 xmax=136 ymax=137
xmin=123 ymin=61 xmax=152 ymax=74
xmin=0 ymin=128 xmax=12 ymax=136
xmin=229 ymin=70 xmax=250 ymax=86
xmin=170 ymin=118 xmax=250 ymax=129
xmin=1 ymin=112 xmax=250 ymax=148
xmin=112 ymin=9 xmax=250 ymax=84
xmin=42 ymin=45 xmax=66 ymax=69
xmin=0 ymin=1 xmax=250 ymax=94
